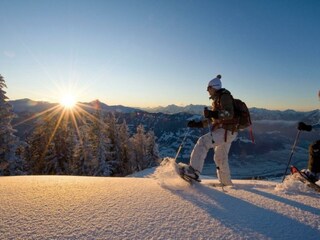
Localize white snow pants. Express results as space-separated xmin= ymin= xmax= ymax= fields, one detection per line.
xmin=190 ymin=128 xmax=237 ymax=185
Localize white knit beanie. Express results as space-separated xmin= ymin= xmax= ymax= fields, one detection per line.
xmin=207 ymin=75 xmax=222 ymax=90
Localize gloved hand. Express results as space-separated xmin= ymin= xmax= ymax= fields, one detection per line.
xmin=187 ymin=120 xmax=203 ymax=128
xmin=298 ymin=122 xmax=312 ymax=131
xmin=204 ymin=108 xmax=219 ymax=119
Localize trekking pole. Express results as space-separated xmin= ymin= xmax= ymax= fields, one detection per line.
xmin=281 ymin=130 xmax=301 ymax=182
xmin=174 ymin=128 xmax=190 ymax=161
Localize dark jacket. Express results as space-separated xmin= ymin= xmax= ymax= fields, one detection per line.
xmin=210 ymin=88 xmax=237 ymax=132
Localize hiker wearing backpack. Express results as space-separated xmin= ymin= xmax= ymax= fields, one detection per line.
xmin=182 ymin=75 xmax=239 ymax=186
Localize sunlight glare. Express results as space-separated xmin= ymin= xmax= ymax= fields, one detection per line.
xmin=60 ymin=94 xmax=77 ymax=108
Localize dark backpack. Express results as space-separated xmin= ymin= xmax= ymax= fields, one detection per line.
xmin=233 ymin=98 xmax=252 ymax=130
xmin=232 ymin=98 xmax=254 ymax=142
xmin=216 ymin=89 xmax=254 ymax=142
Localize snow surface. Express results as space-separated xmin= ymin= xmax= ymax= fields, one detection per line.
xmin=1 ymin=158 xmax=320 ymax=240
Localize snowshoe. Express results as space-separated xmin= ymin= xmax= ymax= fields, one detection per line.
xmin=159 ymin=158 xmax=201 ymax=184
xmin=290 ymin=165 xmax=320 ymax=193
xmin=177 ymin=162 xmax=201 ymax=183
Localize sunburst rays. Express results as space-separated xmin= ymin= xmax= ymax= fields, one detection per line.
xmin=13 ymin=100 xmax=108 ymax=162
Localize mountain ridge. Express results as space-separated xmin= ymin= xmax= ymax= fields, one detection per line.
xmin=9 ymin=98 xmax=320 ymax=117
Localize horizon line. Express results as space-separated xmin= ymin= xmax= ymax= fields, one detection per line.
xmin=8 ymin=97 xmax=320 ymax=113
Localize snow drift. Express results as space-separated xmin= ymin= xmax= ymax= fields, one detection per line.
xmin=1 ymin=159 xmax=320 ymax=239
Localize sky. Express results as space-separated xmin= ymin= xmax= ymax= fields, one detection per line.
xmin=0 ymin=0 xmax=319 ymax=111
xmin=1 ymin=160 xmax=320 ymax=239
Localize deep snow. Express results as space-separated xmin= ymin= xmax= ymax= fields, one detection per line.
xmin=1 ymin=158 xmax=320 ymax=240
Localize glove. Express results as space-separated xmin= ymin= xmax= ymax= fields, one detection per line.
xmin=298 ymin=122 xmax=312 ymax=131
xmin=187 ymin=120 xmax=203 ymax=128
xmin=203 ymin=108 xmax=219 ymax=119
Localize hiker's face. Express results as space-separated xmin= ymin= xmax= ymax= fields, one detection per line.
xmin=207 ymin=86 xmax=216 ymax=96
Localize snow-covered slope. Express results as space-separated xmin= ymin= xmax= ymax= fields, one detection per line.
xmin=1 ymin=160 xmax=320 ymax=240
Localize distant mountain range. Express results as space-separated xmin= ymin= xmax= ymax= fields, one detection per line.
xmin=9 ymin=98 xmax=320 ymax=120
xmin=140 ymin=104 xmax=205 ymax=115
xmin=9 ymin=98 xmax=320 ymax=179
xmin=141 ymin=104 xmax=320 ymax=121
xmin=9 ymin=98 xmax=143 ymax=114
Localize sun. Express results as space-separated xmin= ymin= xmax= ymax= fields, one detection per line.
xmin=60 ymin=94 xmax=77 ymax=108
